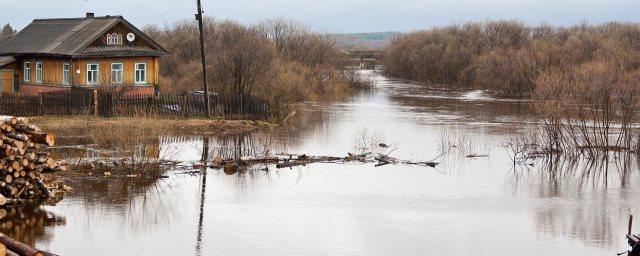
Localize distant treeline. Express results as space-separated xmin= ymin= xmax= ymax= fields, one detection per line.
xmin=331 ymin=32 xmax=397 ymax=50
xmin=143 ymin=17 xmax=368 ymax=119
xmin=384 ymin=20 xmax=640 ymax=98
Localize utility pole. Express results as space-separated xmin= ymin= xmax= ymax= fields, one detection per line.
xmin=195 ymin=0 xmax=210 ymax=117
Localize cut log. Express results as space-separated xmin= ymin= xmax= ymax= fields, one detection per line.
xmin=3 ymin=186 xmax=16 ymax=197
xmin=13 ymin=124 xmax=40 ymax=132
xmin=10 ymin=162 xmax=19 ymax=171
xmin=4 ymin=133 xmax=29 ymax=142
xmin=24 ymin=131 xmax=55 ymax=147
xmin=0 ymin=116 xmax=17 ymax=125
xmin=0 ymin=232 xmax=44 ymax=256
xmin=0 ymin=147 xmax=12 ymax=157
xmin=34 ymin=179 xmax=52 ymax=198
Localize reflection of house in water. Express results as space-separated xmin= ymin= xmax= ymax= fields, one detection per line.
xmin=160 ymin=135 xmax=264 ymax=161
xmin=49 ymin=138 xmax=161 ymax=162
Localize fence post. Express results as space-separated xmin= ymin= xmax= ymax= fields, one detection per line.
xmin=146 ymin=96 xmax=152 ymax=117
xmin=110 ymin=93 xmax=115 ymax=117
xmin=93 ymin=90 xmax=98 ymax=117
xmin=183 ymin=92 xmax=190 ymax=117
xmin=38 ymin=92 xmax=44 ymax=116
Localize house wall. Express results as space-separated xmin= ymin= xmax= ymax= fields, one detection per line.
xmin=17 ymin=56 xmax=160 ymax=87
xmin=0 ymin=62 xmax=18 ymax=93
xmin=0 ymin=70 xmax=14 ymax=93
xmin=74 ymin=57 xmax=158 ymax=86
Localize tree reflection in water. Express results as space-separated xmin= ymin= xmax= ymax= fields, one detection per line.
xmin=509 ymin=154 xmax=640 ymax=249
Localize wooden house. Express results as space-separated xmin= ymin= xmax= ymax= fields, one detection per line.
xmin=0 ymin=13 xmax=168 ymax=96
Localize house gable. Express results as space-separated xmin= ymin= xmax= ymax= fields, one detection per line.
xmin=75 ymin=19 xmax=168 ymax=58
xmin=89 ymin=22 xmax=155 ymax=49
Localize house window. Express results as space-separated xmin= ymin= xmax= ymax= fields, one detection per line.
xmin=107 ymin=33 xmax=122 ymax=45
xmin=35 ymin=62 xmax=43 ymax=83
xmin=62 ymin=63 xmax=70 ymax=85
xmin=135 ymin=63 xmax=146 ymax=84
xmin=23 ymin=62 xmax=30 ymax=82
xmin=111 ymin=63 xmax=123 ymax=84
xmin=87 ymin=64 xmax=99 ymax=85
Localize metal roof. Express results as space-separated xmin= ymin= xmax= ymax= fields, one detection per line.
xmin=0 ymin=16 xmax=168 ymax=57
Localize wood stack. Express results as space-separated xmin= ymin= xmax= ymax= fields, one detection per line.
xmin=0 ymin=116 xmax=63 ymax=201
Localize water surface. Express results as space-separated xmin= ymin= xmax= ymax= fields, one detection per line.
xmin=12 ymin=70 xmax=640 ymax=255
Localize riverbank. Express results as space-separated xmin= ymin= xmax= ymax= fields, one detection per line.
xmin=30 ymin=116 xmax=274 ymax=137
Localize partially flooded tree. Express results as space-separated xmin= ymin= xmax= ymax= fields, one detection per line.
xmin=534 ymin=60 xmax=639 ymax=156
xmin=384 ymin=20 xmax=640 ymax=99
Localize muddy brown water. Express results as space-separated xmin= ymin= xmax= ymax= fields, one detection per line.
xmin=8 ymin=70 xmax=640 ymax=255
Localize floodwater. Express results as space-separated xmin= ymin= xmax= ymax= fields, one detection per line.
xmin=9 ymin=70 xmax=640 ymax=255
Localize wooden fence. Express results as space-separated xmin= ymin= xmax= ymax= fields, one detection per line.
xmin=0 ymin=93 xmax=40 ymax=116
xmin=0 ymin=90 xmax=270 ymax=119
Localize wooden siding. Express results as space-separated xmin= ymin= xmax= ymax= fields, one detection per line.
xmin=89 ymin=22 xmax=155 ymax=49
xmin=0 ymin=70 xmax=14 ymax=93
xmin=17 ymin=57 xmax=158 ymax=87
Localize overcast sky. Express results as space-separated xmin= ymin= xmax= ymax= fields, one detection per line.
xmin=1 ymin=0 xmax=639 ymax=33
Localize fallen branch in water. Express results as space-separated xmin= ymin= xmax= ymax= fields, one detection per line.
xmin=206 ymin=152 xmax=440 ymax=172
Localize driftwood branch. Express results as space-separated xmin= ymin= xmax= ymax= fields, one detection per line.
xmin=207 ymin=152 xmax=441 ymax=172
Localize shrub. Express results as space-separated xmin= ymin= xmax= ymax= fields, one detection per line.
xmin=384 ymin=20 xmax=640 ymax=98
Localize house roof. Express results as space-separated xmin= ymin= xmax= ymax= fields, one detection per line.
xmin=79 ymin=45 xmax=166 ymax=57
xmin=0 ymin=35 xmax=14 ymax=44
xmin=0 ymin=56 xmax=15 ymax=67
xmin=0 ymin=15 xmax=168 ymax=58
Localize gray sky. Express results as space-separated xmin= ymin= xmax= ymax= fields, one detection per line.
xmin=1 ymin=0 xmax=639 ymax=33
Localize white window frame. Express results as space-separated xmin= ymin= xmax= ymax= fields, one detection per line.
xmin=111 ymin=63 xmax=123 ymax=84
xmin=134 ymin=63 xmax=147 ymax=84
xmin=87 ymin=63 xmax=99 ymax=85
xmin=62 ymin=63 xmax=70 ymax=85
xmin=35 ymin=61 xmax=43 ymax=84
xmin=23 ymin=62 xmax=30 ymax=82
xmin=107 ymin=33 xmax=122 ymax=45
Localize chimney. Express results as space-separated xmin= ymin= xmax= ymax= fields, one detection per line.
xmin=86 ymin=12 xmax=95 ymax=18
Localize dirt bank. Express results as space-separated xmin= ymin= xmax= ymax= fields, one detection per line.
xmin=30 ymin=116 xmax=274 ymax=137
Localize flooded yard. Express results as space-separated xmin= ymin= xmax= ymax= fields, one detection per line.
xmin=12 ymin=70 xmax=640 ymax=255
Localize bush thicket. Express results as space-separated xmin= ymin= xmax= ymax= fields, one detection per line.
xmin=384 ymin=20 xmax=640 ymax=98
xmin=144 ymin=18 xmax=366 ymax=119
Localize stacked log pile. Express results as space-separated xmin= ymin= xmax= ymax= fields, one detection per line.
xmin=0 ymin=116 xmax=64 ymax=202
